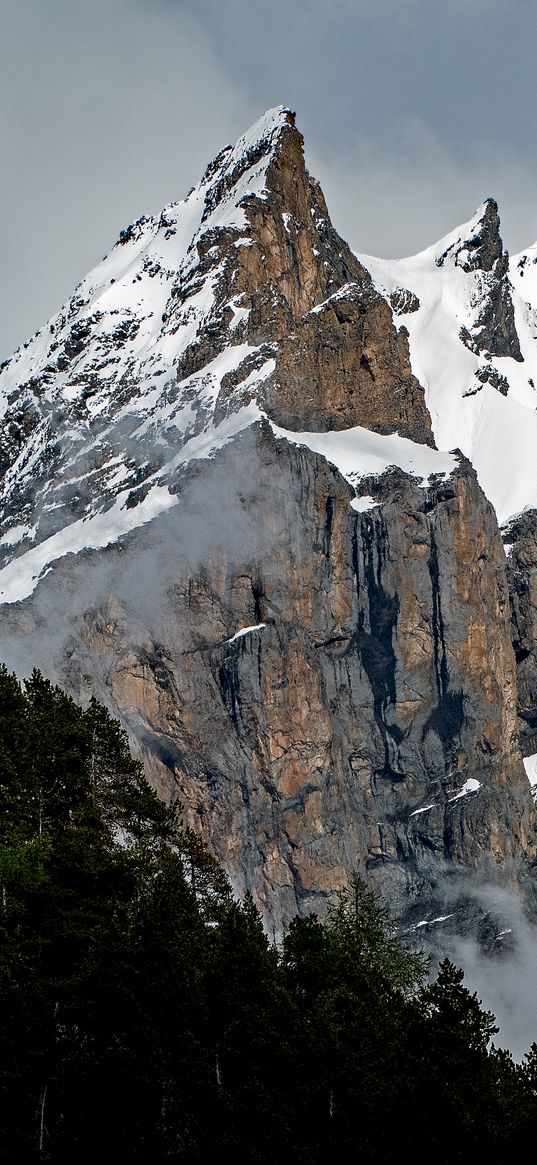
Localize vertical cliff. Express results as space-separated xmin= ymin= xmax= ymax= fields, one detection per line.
xmin=1 ymin=423 xmax=533 ymax=935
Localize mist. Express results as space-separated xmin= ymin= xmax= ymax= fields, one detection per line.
xmin=0 ymin=427 xmax=293 ymax=685
xmin=417 ymin=877 xmax=537 ymax=1062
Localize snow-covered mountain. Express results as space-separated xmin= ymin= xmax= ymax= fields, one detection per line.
xmin=2 ymin=122 xmax=537 ymax=598
xmin=0 ymin=109 xmax=289 ymax=598
xmin=359 ymin=199 xmax=537 ymax=526
xmin=1 ymin=106 xmax=537 ymax=939
xmin=0 ymin=106 xmax=453 ymax=603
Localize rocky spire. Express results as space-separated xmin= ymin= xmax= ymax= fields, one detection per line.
xmin=213 ymin=108 xmax=434 ymax=439
xmin=436 ymin=199 xmax=522 ymax=361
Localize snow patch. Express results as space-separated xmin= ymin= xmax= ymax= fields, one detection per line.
xmin=410 ymin=802 xmax=436 ymax=817
xmin=282 ymin=212 xmax=292 ymax=236
xmin=227 ymin=623 xmax=266 ymax=642
xmin=350 ymin=495 xmax=380 ymax=513
xmin=227 ymin=297 xmax=250 ymax=331
xmin=269 ymin=421 xmax=458 ymax=488
xmin=448 ymin=777 xmax=481 ymax=802
xmin=0 ymin=524 xmax=36 ymax=547
xmin=414 ymin=914 xmax=453 ymax=929
xmin=523 ymin=753 xmax=537 ymax=799
xmin=310 ymin=282 xmax=356 ymax=316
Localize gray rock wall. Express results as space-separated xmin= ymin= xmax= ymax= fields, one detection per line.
xmin=4 ymin=425 xmax=533 ymax=934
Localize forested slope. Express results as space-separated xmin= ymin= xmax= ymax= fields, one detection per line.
xmin=1 ymin=669 xmax=537 ymax=1161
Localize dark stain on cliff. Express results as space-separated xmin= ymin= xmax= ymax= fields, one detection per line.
xmin=358 ymin=515 xmax=398 ymax=706
xmin=352 ymin=514 xmax=403 ymax=780
xmin=323 ymin=496 xmax=334 ymax=558
xmin=251 ymin=576 xmax=264 ymax=623
xmin=429 ymin=527 xmax=448 ymax=701
xmin=140 ymin=728 xmax=187 ymax=775
xmin=424 ymin=690 xmax=465 ymax=749
xmin=322 ymin=495 xmax=334 ymax=589
xmin=218 ymin=654 xmax=242 ymax=727
xmin=425 ymin=527 xmax=465 ymax=755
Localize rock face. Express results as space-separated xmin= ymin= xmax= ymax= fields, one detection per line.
xmin=505 ymin=511 xmax=537 ymax=757
xmin=1 ymin=423 xmax=534 ymax=935
xmin=265 ymin=288 xmax=432 ymax=441
xmin=1 ymin=108 xmax=537 ymax=939
xmin=118 ymin=440 xmax=535 ymax=932
xmin=178 ymin=111 xmax=433 ymax=440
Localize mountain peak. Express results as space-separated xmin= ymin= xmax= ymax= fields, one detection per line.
xmin=434 ymin=196 xmax=504 ymax=273
xmin=0 ymin=105 xmax=433 ymax=587
xmin=199 ymin=105 xmax=297 ymax=202
xmin=232 ymin=105 xmax=296 ymax=157
xmin=424 ymin=196 xmax=522 ymax=361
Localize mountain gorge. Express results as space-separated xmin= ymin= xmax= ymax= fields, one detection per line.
xmin=2 ymin=107 xmax=537 ymax=940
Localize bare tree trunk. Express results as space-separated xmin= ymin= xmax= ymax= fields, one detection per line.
xmin=38 ymin=1084 xmax=47 ymax=1154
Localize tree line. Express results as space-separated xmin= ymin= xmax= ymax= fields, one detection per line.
xmin=1 ymin=665 xmax=536 ymax=1161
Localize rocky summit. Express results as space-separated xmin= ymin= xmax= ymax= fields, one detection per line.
xmin=2 ymin=106 xmax=537 ymax=939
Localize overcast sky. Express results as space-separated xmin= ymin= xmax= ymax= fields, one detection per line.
xmin=3 ymin=0 xmax=537 ymax=360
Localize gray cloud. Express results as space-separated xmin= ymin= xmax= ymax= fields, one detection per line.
xmin=309 ymin=129 xmax=537 ymax=260
xmin=3 ymin=0 xmax=537 ymax=359
xmin=0 ymin=0 xmax=252 ymax=359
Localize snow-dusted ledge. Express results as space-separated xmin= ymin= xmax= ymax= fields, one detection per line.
xmin=448 ymin=778 xmax=481 ymax=803
xmin=227 ymin=623 xmax=266 ymax=643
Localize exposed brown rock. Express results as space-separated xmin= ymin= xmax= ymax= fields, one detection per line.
xmin=184 ymin=113 xmax=433 ymax=441
xmin=261 ymin=288 xmax=432 ymax=439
